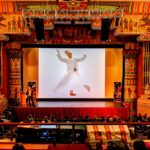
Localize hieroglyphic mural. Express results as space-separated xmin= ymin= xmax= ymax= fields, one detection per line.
xmin=115 ymin=15 xmax=150 ymax=35
xmin=0 ymin=14 xmax=29 ymax=34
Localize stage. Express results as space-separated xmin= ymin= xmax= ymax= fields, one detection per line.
xmin=36 ymin=100 xmax=115 ymax=107
xmin=14 ymin=101 xmax=129 ymax=121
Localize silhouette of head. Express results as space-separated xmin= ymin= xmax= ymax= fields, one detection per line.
xmin=107 ymin=141 xmax=130 ymax=150
xmin=12 ymin=143 xmax=25 ymax=150
xmin=133 ymin=139 xmax=146 ymax=150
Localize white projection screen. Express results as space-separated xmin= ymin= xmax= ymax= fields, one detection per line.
xmin=38 ymin=48 xmax=105 ymax=98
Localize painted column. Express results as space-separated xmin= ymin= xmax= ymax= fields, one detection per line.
xmin=6 ymin=42 xmax=22 ymax=105
xmin=123 ymin=42 xmax=140 ymax=121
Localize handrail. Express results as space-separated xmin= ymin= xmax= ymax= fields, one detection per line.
xmin=0 ymin=121 xmax=150 ymax=126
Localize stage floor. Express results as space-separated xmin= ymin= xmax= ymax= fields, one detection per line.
xmin=36 ymin=101 xmax=121 ymax=108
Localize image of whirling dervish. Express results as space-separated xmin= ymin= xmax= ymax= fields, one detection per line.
xmin=53 ymin=49 xmax=90 ymax=96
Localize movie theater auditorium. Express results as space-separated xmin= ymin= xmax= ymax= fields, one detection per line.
xmin=0 ymin=0 xmax=150 ymax=150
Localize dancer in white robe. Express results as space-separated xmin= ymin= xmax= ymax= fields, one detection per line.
xmin=53 ymin=50 xmax=90 ymax=96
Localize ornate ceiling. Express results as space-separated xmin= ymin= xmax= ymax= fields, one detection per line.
xmin=0 ymin=0 xmax=149 ymax=14
xmin=0 ymin=0 xmax=149 ymax=42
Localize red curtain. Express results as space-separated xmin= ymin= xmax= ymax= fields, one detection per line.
xmin=14 ymin=107 xmax=129 ymax=121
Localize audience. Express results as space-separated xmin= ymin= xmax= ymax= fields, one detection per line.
xmin=6 ymin=111 xmax=15 ymax=122
xmin=93 ymin=116 xmax=99 ymax=122
xmin=78 ymin=116 xmax=84 ymax=122
xmin=1 ymin=108 xmax=150 ymax=149
xmin=15 ymin=113 xmax=150 ymax=124
xmin=51 ymin=115 xmax=57 ymax=122
xmin=72 ymin=116 xmax=78 ymax=122
xmin=1 ymin=105 xmax=150 ymax=150
xmin=63 ymin=116 xmax=70 ymax=122
xmin=34 ymin=118 xmax=39 ymax=123
xmin=133 ymin=139 xmax=147 ymax=150
xmin=99 ymin=116 xmax=105 ymax=122
xmin=106 ymin=116 xmax=110 ymax=122
xmin=12 ymin=143 xmax=25 ymax=150
xmin=107 ymin=140 xmax=130 ymax=150
xmin=0 ymin=113 xmax=4 ymax=122
xmin=84 ymin=115 xmax=91 ymax=122
xmin=56 ymin=116 xmax=62 ymax=122
xmin=42 ymin=115 xmax=51 ymax=123
xmin=26 ymin=114 xmax=34 ymax=122
xmin=96 ymin=142 xmax=103 ymax=150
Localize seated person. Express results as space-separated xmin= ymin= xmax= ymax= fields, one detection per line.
xmin=42 ymin=115 xmax=50 ymax=123
xmin=72 ymin=116 xmax=78 ymax=122
xmin=0 ymin=113 xmax=4 ymax=122
xmin=6 ymin=111 xmax=14 ymax=122
xmin=34 ymin=118 xmax=39 ymax=123
xmin=99 ymin=116 xmax=105 ymax=122
xmin=112 ymin=116 xmax=117 ymax=122
xmin=107 ymin=140 xmax=130 ymax=150
xmin=63 ymin=116 xmax=70 ymax=122
xmin=78 ymin=116 xmax=84 ymax=122
xmin=92 ymin=116 xmax=99 ymax=122
xmin=56 ymin=116 xmax=62 ymax=122
xmin=26 ymin=114 xmax=34 ymax=122
xmin=136 ymin=113 xmax=142 ymax=122
xmin=12 ymin=143 xmax=25 ymax=150
xmin=84 ymin=115 xmax=91 ymax=122
xmin=96 ymin=142 xmax=103 ymax=150
xmin=133 ymin=139 xmax=146 ymax=150
xmin=50 ymin=115 xmax=57 ymax=122
xmin=106 ymin=116 xmax=110 ymax=122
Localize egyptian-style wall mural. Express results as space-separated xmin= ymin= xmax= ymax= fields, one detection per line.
xmin=0 ymin=0 xmax=149 ymax=42
xmin=0 ymin=14 xmax=29 ymax=34
xmin=0 ymin=14 xmax=149 ymax=43
xmin=115 ymin=15 xmax=150 ymax=35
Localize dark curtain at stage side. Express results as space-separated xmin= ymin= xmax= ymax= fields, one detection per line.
xmin=33 ymin=18 xmax=45 ymax=41
xmin=100 ymin=18 xmax=112 ymax=41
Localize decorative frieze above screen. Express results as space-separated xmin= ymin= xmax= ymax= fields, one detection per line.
xmin=115 ymin=15 xmax=150 ymax=36
xmin=0 ymin=14 xmax=30 ymax=35
xmin=0 ymin=1 xmax=149 ymax=42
